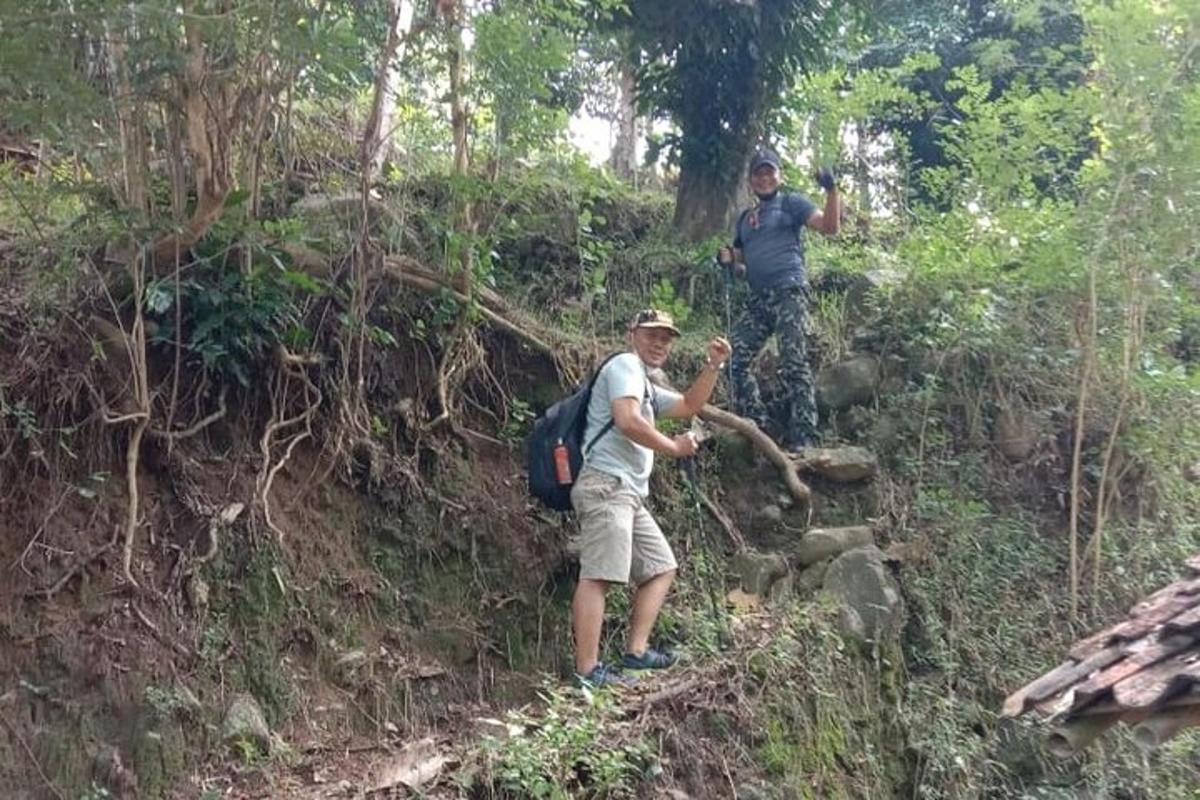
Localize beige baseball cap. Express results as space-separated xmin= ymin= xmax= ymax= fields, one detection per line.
xmin=629 ymin=308 xmax=681 ymax=337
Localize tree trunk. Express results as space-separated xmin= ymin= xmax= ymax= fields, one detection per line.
xmin=106 ymin=24 xmax=150 ymax=216
xmin=368 ymin=0 xmax=415 ymax=180
xmin=610 ymin=54 xmax=639 ymax=182
xmin=446 ymin=0 xmax=473 ymax=287
xmin=149 ymin=2 xmax=235 ymax=267
xmin=672 ymin=143 xmax=748 ymax=241
xmin=447 ymin=2 xmax=470 ymax=179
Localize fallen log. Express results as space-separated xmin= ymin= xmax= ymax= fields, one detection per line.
xmin=647 ymin=368 xmax=811 ymax=506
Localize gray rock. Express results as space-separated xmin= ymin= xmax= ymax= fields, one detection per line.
xmin=994 ymin=407 xmax=1037 ymax=462
xmin=735 ymin=784 xmax=769 ymax=800
xmin=768 ymin=572 xmax=795 ymax=604
xmin=797 ymin=446 xmax=879 ymax=482
xmin=731 ymin=550 xmax=790 ymax=596
xmin=333 ymin=649 xmax=370 ymax=683
xmin=795 ymin=526 xmax=875 ymax=566
xmin=222 ymin=693 xmax=272 ymax=754
xmin=816 ymin=355 xmax=880 ymax=410
xmin=759 ymin=504 xmax=783 ymax=524
xmin=821 ymin=546 xmax=904 ymax=648
xmin=796 ymin=559 xmax=831 ymax=596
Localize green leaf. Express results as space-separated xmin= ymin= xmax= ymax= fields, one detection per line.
xmin=224 ymin=189 xmax=251 ymax=208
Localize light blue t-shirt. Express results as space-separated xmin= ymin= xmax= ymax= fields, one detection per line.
xmin=581 ymin=353 xmax=683 ymax=497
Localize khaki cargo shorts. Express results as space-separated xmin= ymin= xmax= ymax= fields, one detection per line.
xmin=570 ymin=467 xmax=677 ymax=585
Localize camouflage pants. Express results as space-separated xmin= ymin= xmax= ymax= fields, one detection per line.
xmin=729 ymin=284 xmax=818 ymax=447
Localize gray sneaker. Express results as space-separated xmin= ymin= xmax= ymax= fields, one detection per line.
xmin=575 ymin=663 xmax=637 ymax=689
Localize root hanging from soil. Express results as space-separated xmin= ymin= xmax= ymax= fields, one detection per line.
xmin=256 ymin=356 xmax=323 ymax=543
xmin=149 ymin=384 xmax=228 ymax=442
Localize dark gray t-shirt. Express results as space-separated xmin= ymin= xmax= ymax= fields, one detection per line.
xmin=733 ymin=192 xmax=817 ymax=293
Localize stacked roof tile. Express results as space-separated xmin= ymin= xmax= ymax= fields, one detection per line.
xmin=1003 ymin=555 xmax=1200 ymax=755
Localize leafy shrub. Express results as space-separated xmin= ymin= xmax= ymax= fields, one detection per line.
xmin=481 ymin=688 xmax=654 ymax=798
xmin=147 ymin=262 xmax=314 ymax=387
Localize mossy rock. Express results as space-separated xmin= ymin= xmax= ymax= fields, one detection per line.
xmin=132 ymin=719 xmax=187 ymax=799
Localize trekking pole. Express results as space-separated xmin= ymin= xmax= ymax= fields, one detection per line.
xmin=715 ymin=255 xmax=737 ymax=412
xmin=679 ymin=431 xmax=733 ymax=650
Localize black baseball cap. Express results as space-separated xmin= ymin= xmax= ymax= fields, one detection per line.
xmin=749 ymin=148 xmax=782 ymax=175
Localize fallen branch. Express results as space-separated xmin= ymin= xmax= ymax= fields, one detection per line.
xmin=697 ymin=404 xmax=810 ymax=505
xmin=636 ymin=678 xmax=702 ymax=710
xmin=383 ymin=258 xmax=561 ymax=363
xmin=693 ymin=485 xmax=746 ymax=550
xmin=646 ymin=371 xmax=810 ymax=505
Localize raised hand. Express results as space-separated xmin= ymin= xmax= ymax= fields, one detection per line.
xmin=814 ymin=166 xmax=837 ymax=193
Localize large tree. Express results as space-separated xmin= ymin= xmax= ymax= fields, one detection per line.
xmin=622 ymin=0 xmax=850 ymax=240
xmin=860 ymin=0 xmax=1090 ymax=204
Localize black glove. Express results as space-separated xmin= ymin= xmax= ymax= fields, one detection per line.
xmin=815 ymin=166 xmax=837 ymax=193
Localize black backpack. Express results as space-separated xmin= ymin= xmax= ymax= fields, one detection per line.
xmin=527 ymin=353 xmax=624 ymax=511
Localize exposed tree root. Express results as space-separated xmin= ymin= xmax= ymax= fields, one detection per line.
xmin=149 ymin=384 xmax=228 ymax=442
xmin=647 ymin=371 xmax=811 ymax=506
xmin=382 ymin=256 xmax=568 ymax=375
xmin=131 ymin=601 xmax=193 ymax=659
xmin=256 ymin=361 xmax=322 ymax=543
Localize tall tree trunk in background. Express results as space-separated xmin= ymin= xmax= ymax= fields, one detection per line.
xmin=369 ymin=0 xmax=415 ymax=180
xmin=667 ymin=33 xmax=762 ymax=242
xmin=673 ymin=131 xmax=753 ymax=241
xmin=107 ymin=24 xmax=151 ymax=216
xmin=446 ymin=0 xmax=474 ymax=287
xmin=150 ymin=2 xmax=235 ymax=266
xmin=854 ymin=122 xmax=872 ymax=216
xmin=610 ymin=52 xmax=639 ymax=182
xmin=447 ymin=1 xmax=470 ymax=180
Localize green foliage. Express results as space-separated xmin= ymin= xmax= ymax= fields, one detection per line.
xmin=499 ymin=397 xmax=536 ymax=445
xmin=481 ymin=687 xmax=654 ymax=798
xmin=747 ymin=604 xmax=908 ymax=799
xmin=647 ymin=277 xmax=690 ymax=328
xmin=781 ymin=52 xmax=941 ymax=166
xmin=473 ymin=2 xmax=579 ymax=158
xmin=624 ymin=0 xmax=857 ymax=170
xmin=922 ymin=63 xmax=1096 ymax=205
xmin=143 ymin=685 xmax=190 ymax=721
xmin=147 ymin=251 xmax=316 ymax=386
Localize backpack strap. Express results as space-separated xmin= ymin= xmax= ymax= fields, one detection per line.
xmin=581 ymin=353 xmax=653 ymax=456
xmin=581 ymin=352 xmax=624 ymax=456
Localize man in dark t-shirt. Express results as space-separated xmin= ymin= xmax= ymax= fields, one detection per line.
xmin=718 ymin=148 xmax=841 ymax=451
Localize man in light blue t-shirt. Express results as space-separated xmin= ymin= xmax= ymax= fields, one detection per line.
xmin=569 ymin=309 xmax=731 ymax=688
